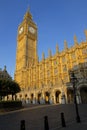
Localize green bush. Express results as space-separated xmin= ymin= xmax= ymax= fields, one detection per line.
xmin=0 ymin=101 xmax=22 ymax=109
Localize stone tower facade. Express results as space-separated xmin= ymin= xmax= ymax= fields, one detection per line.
xmin=15 ymin=10 xmax=38 ymax=87
xmin=14 ymin=10 xmax=87 ymax=104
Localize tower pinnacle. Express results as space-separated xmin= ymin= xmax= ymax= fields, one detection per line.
xmin=42 ymin=52 xmax=45 ymax=60
xmin=84 ymin=30 xmax=87 ymax=42
xmin=64 ymin=40 xmax=68 ymax=50
xmin=24 ymin=8 xmax=32 ymax=20
xmin=48 ymin=49 xmax=52 ymax=57
xmin=74 ymin=35 xmax=78 ymax=45
xmin=56 ymin=43 xmax=59 ymax=53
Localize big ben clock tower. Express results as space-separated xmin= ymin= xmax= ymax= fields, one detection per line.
xmin=14 ymin=9 xmax=38 ymax=86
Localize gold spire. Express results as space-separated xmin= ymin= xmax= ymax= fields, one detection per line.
xmin=48 ymin=49 xmax=52 ymax=57
xmin=64 ymin=40 xmax=68 ymax=50
xmin=56 ymin=43 xmax=59 ymax=53
xmin=84 ymin=30 xmax=87 ymax=42
xmin=74 ymin=35 xmax=78 ymax=45
xmin=37 ymin=56 xmax=39 ymax=62
xmin=24 ymin=8 xmax=32 ymax=20
xmin=42 ymin=52 xmax=45 ymax=60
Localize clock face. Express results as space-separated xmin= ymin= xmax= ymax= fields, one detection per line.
xmin=19 ymin=27 xmax=23 ymax=34
xmin=29 ymin=26 xmax=35 ymax=34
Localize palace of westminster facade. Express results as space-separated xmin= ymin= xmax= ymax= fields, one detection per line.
xmin=14 ymin=10 xmax=87 ymax=104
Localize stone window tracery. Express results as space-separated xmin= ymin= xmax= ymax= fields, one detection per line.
xmin=73 ymin=62 xmax=78 ymax=70
xmin=71 ymin=52 xmax=76 ymax=59
xmin=63 ymin=65 xmax=67 ymax=72
xmin=82 ymin=48 xmax=87 ymax=54
xmin=54 ymin=68 xmax=58 ymax=75
xmin=84 ymin=58 xmax=87 ymax=67
xmin=47 ymin=70 xmax=50 ymax=76
xmin=62 ymin=56 xmax=66 ymax=62
xmin=54 ymin=60 xmax=58 ymax=65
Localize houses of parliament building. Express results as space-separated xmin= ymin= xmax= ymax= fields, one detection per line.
xmin=14 ymin=10 xmax=87 ymax=104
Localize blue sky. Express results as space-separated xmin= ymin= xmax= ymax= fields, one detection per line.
xmin=0 ymin=0 xmax=87 ymax=79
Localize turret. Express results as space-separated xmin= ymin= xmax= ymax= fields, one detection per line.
xmin=23 ymin=8 xmax=32 ymax=20
xmin=64 ymin=40 xmax=68 ymax=50
xmin=42 ymin=52 xmax=45 ymax=60
xmin=56 ymin=43 xmax=59 ymax=53
xmin=74 ymin=35 xmax=78 ymax=45
xmin=48 ymin=49 xmax=52 ymax=57
xmin=84 ymin=30 xmax=87 ymax=42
